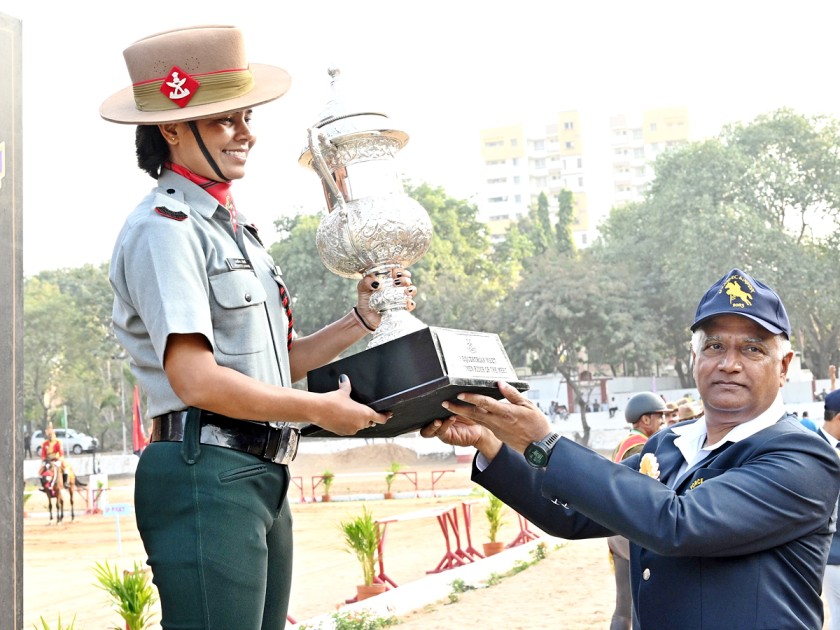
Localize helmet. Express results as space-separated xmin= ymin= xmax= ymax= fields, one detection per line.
xmin=624 ymin=392 xmax=668 ymax=424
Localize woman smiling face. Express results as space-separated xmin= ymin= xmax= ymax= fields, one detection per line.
xmin=159 ymin=109 xmax=256 ymax=182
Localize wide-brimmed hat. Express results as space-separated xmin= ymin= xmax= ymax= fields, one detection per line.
xmin=100 ymin=25 xmax=291 ymax=125
xmin=677 ymin=403 xmax=701 ymax=421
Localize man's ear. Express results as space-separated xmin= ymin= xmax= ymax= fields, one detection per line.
xmin=779 ymin=351 xmax=794 ymax=381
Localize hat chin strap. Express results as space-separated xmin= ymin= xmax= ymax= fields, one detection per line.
xmin=188 ymin=121 xmax=231 ymax=183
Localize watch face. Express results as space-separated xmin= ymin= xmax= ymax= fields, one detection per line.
xmin=526 ymin=445 xmax=547 ymax=467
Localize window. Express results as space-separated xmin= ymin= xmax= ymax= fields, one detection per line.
xmin=533 ymin=140 xmax=545 ymax=151
xmin=486 ymin=159 xmax=504 ymax=166
xmin=565 ymin=141 xmax=574 ymax=149
xmin=514 ymin=195 xmax=522 ymax=203
xmin=513 ymin=176 xmax=520 ymax=184
xmin=578 ymin=177 xmax=584 ymax=187
xmin=649 ymin=123 xmax=658 ymax=132
xmin=534 ymin=158 xmax=546 ymax=169
xmin=577 ymin=158 xmax=583 ymax=168
xmin=510 ymin=139 xmax=519 ymax=147
xmin=485 ymin=140 xmax=504 ymax=148
xmin=563 ymin=121 xmax=574 ymax=130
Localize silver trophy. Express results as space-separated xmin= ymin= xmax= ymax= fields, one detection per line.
xmin=298 ymin=68 xmax=431 ymax=348
xmin=300 ymin=69 xmax=527 ymax=438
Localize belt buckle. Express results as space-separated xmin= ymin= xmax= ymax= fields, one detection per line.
xmin=271 ymin=427 xmax=300 ymax=465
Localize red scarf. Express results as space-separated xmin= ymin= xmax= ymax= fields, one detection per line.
xmin=165 ymin=162 xmax=237 ymax=232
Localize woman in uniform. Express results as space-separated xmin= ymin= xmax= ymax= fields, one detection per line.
xmin=100 ymin=25 xmax=414 ymax=629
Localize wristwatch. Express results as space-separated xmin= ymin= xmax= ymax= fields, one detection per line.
xmin=524 ymin=432 xmax=560 ymax=468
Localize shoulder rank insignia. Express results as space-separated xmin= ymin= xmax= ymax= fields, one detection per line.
xmin=155 ymin=206 xmax=188 ymax=221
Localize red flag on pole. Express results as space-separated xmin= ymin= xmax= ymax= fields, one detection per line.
xmin=132 ymin=385 xmax=149 ymax=456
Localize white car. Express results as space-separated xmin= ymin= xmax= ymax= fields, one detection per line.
xmin=32 ymin=428 xmax=98 ymax=456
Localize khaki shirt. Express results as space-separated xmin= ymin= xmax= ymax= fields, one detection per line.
xmin=110 ymin=170 xmax=293 ymax=419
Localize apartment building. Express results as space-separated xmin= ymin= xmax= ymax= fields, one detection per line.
xmin=478 ymin=107 xmax=690 ymax=247
xmin=610 ymin=107 xmax=690 ymax=205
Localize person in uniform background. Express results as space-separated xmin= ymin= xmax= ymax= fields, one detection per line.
xmin=101 ymin=25 xmax=416 ymax=629
xmin=608 ymin=392 xmax=667 ymax=629
xmin=819 ymin=390 xmax=840 ymax=630
xmin=37 ymin=423 xmax=64 ymax=476
xmin=422 ymin=267 xmax=840 ymax=630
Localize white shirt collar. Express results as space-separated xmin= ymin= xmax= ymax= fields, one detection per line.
xmin=819 ymin=427 xmax=840 ymax=449
xmin=672 ymin=394 xmax=787 ymax=469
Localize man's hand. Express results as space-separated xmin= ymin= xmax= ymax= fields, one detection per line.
xmin=420 ymin=415 xmax=504 ymax=462
xmin=439 ymin=381 xmax=552 ymax=454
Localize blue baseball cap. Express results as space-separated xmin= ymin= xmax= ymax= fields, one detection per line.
xmin=690 ymin=268 xmax=791 ymax=337
xmin=826 ymin=390 xmax=840 ymax=417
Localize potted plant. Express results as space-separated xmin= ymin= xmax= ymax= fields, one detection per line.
xmin=92 ymin=560 xmax=158 ymax=630
xmin=339 ymin=506 xmax=385 ymax=601
xmin=383 ymin=461 xmax=403 ymax=499
xmin=321 ymin=469 xmax=335 ymax=502
xmin=482 ymin=491 xmax=507 ymax=557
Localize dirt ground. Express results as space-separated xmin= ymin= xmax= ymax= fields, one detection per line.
xmin=22 ymin=443 xmax=613 ymax=629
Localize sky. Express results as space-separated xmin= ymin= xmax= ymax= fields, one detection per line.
xmin=4 ymin=0 xmax=840 ymax=275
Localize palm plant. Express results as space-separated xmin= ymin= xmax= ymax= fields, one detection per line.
xmin=485 ymin=492 xmax=507 ymax=543
xmin=339 ymin=506 xmax=380 ymax=586
xmin=384 ymin=461 xmax=403 ymax=495
xmin=92 ymin=560 xmax=158 ymax=630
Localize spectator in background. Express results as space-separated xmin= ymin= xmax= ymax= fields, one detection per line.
xmin=607 ymin=392 xmax=668 ymax=629
xmin=608 ymin=397 xmax=619 ymax=418
xmin=664 ymin=402 xmax=679 ymax=426
xmin=801 ymin=410 xmax=818 ymax=432
xmin=819 ymin=390 xmax=840 ymax=630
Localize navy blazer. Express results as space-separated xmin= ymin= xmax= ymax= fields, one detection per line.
xmin=476 ymin=414 xmax=840 ymax=630
xmin=818 ymin=428 xmax=840 ymax=565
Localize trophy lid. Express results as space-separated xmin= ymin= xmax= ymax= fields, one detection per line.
xmin=299 ymin=68 xmax=408 ymax=169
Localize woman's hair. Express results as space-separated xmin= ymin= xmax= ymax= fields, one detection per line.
xmin=135 ymin=125 xmax=169 ymax=179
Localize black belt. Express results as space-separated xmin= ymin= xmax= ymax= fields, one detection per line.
xmin=151 ymin=410 xmax=299 ymax=465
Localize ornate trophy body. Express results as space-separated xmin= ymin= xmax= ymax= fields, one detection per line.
xmin=300 ymin=69 xmax=526 ymax=438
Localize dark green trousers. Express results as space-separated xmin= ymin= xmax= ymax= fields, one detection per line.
xmin=135 ymin=439 xmax=292 ymax=629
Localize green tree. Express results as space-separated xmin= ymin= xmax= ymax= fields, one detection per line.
xmin=24 ymin=265 xmax=126 ymax=448
xmin=554 ymin=189 xmax=576 ymax=256
xmin=268 ymin=213 xmax=356 ymax=337
xmin=504 ymin=251 xmax=641 ymax=444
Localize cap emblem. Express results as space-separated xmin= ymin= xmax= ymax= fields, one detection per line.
xmin=160 ymin=66 xmax=200 ymax=108
xmin=721 ymin=276 xmax=754 ymax=309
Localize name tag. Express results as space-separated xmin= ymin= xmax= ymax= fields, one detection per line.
xmin=226 ymin=258 xmax=253 ymax=271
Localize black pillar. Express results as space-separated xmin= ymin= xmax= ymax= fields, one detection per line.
xmin=0 ymin=11 xmax=23 ymax=630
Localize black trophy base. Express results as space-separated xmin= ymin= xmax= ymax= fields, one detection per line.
xmin=303 ymin=326 xmax=528 ymax=438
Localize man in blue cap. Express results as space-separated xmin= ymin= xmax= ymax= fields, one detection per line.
xmin=820 ymin=389 xmax=840 ymax=630
xmin=422 ymin=268 xmax=840 ymax=629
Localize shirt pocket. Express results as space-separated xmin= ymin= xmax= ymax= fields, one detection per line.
xmin=209 ymin=270 xmax=268 ymax=355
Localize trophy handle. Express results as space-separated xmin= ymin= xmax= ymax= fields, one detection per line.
xmin=307 ymin=127 xmax=346 ymax=211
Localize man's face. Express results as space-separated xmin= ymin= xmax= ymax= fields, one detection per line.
xmin=692 ymin=314 xmax=791 ymax=423
xmin=640 ymin=412 xmax=665 ymax=436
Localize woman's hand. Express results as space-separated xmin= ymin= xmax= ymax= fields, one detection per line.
xmin=355 ymin=268 xmax=417 ymax=330
xmin=310 ymin=374 xmax=392 ymax=436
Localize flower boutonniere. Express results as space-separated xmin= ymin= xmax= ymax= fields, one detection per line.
xmin=639 ymin=453 xmax=661 ymax=480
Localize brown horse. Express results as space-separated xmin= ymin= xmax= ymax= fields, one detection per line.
xmin=39 ymin=460 xmax=86 ymax=523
